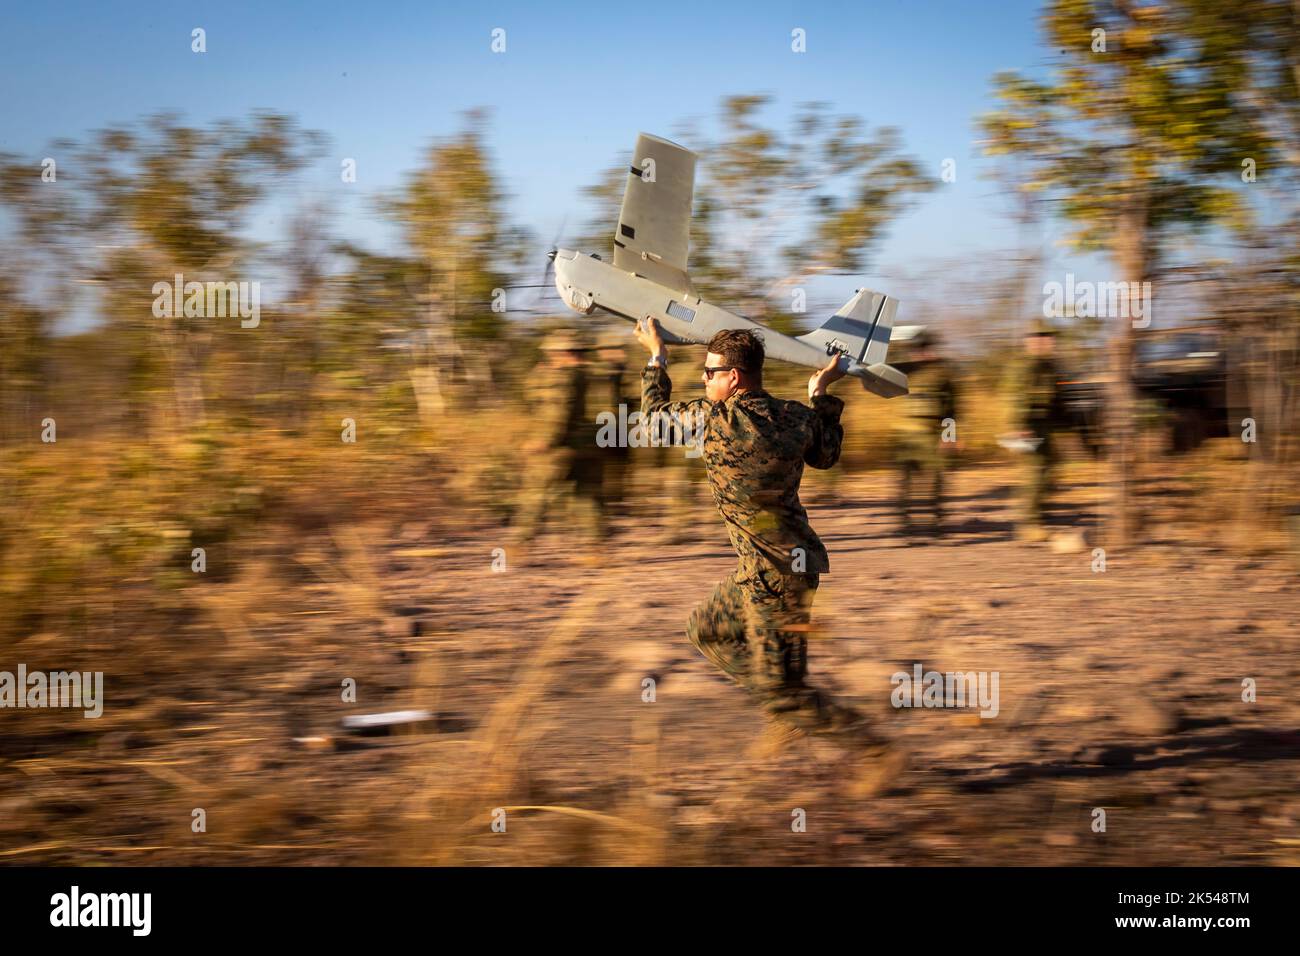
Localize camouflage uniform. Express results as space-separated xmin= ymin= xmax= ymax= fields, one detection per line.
xmin=894 ymin=357 xmax=957 ymax=535
xmin=1006 ymin=352 xmax=1066 ymax=532
xmin=592 ymin=355 xmax=632 ymax=520
xmin=513 ymin=354 xmax=605 ymax=544
xmin=642 ymin=365 xmax=867 ymax=738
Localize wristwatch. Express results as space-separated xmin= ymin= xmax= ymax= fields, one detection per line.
xmin=647 ymin=354 xmax=667 ymax=369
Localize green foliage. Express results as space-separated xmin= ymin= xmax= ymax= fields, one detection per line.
xmin=978 ymin=0 xmax=1288 ymax=258
xmin=381 ymin=110 xmax=524 ymax=343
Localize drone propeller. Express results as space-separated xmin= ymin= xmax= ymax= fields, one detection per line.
xmin=533 ymin=215 xmax=567 ymax=312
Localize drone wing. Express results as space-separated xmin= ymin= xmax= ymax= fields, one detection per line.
xmin=613 ymin=133 xmax=696 ymax=294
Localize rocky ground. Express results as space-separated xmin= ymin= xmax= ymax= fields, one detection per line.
xmin=2 ymin=464 xmax=1297 ymax=865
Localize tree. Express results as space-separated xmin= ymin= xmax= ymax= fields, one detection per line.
xmin=978 ymin=0 xmax=1286 ymax=543
xmin=0 ymin=111 xmax=323 ymax=434
xmin=382 ymin=110 xmax=529 ymax=413
xmin=0 ymin=267 xmax=54 ymax=445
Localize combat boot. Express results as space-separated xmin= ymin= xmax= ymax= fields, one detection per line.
xmin=821 ymin=717 xmax=910 ymax=798
xmin=840 ymin=737 xmax=911 ymax=799
xmin=746 ymin=720 xmax=806 ymax=760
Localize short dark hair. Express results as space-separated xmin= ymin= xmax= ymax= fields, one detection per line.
xmin=707 ymin=328 xmax=765 ymax=377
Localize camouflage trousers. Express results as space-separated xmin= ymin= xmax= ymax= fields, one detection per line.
xmin=601 ymin=453 xmax=630 ymax=516
xmin=686 ymin=568 xmax=866 ymax=738
xmin=897 ymin=445 xmax=946 ymax=532
xmin=1017 ymin=439 xmax=1057 ymax=529
xmin=512 ymin=451 xmax=606 ymax=545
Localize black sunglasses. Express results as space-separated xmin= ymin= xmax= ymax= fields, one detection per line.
xmin=702 ymin=365 xmax=739 ymax=379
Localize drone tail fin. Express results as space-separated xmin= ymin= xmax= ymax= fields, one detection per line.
xmin=796 ymin=289 xmax=908 ymax=397
xmin=795 ymin=288 xmax=893 ymax=364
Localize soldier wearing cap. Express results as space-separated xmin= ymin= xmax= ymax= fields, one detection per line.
xmin=511 ymin=328 xmax=606 ymax=546
xmin=1005 ymin=319 xmax=1068 ymax=541
xmin=892 ymin=327 xmax=958 ymax=538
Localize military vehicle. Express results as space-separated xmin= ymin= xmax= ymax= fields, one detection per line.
xmin=1061 ymin=326 xmax=1232 ymax=454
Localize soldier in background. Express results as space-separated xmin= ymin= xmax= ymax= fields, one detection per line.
xmin=511 ymin=330 xmax=606 ymax=547
xmin=1005 ymin=320 xmax=1068 ymax=542
xmin=592 ymin=328 xmax=633 ymax=526
xmin=892 ymin=328 xmax=958 ymax=538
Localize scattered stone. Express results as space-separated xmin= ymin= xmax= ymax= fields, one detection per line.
xmin=1057 ymin=698 xmax=1098 ymax=721
xmin=1049 ymin=530 xmax=1087 ymax=554
xmin=1112 ymin=697 xmax=1179 ymax=737
xmin=611 ymin=640 xmax=678 ymax=674
xmin=0 ymin=795 xmax=39 ymax=833
xmin=1073 ymin=744 xmax=1135 ymax=766
xmin=1201 ymin=799 xmax=1236 ymax=815
xmin=676 ymin=805 xmax=721 ymax=828
xmin=381 ymin=617 xmax=412 ymax=639
xmin=393 ymin=605 xmax=431 ymax=617
xmin=230 ymin=752 xmax=265 ymax=773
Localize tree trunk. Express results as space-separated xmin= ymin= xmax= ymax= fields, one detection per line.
xmin=409 ymin=363 xmax=446 ymax=424
xmin=1107 ymin=204 xmax=1148 ymax=545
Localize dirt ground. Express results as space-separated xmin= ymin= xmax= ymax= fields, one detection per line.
xmin=2 ymin=463 xmax=1298 ymax=866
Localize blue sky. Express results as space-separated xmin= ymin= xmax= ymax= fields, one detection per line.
xmin=1 ymin=0 xmax=1193 ymax=322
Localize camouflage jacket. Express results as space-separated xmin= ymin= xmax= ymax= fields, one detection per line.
xmin=1006 ymin=354 xmax=1066 ymax=436
xmin=589 ymin=364 xmax=632 ymax=460
xmin=641 ymin=365 xmax=844 ymax=577
xmin=533 ymin=360 xmax=591 ymax=453
xmin=894 ymin=358 xmax=957 ymax=443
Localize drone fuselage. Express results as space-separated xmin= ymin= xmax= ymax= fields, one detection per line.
xmin=552 ymin=247 xmax=907 ymax=398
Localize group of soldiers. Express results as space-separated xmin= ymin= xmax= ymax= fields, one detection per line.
xmin=511 ymin=320 xmax=1071 ymax=548
xmin=510 ymin=327 xmax=695 ymax=549
xmin=888 ymin=318 xmax=1068 ymax=542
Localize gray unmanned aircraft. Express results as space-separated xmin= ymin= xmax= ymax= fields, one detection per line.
xmin=550 ymin=132 xmax=909 ymax=398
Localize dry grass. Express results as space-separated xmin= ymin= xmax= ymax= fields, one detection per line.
xmin=0 ymin=374 xmax=1294 ymax=866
